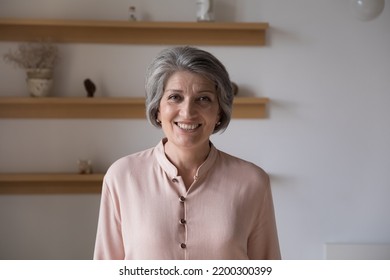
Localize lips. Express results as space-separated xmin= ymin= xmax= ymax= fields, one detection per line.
xmin=175 ymin=122 xmax=201 ymax=130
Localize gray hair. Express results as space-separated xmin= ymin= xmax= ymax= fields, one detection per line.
xmin=145 ymin=46 xmax=233 ymax=133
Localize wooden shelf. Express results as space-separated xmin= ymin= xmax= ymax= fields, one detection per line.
xmin=233 ymin=97 xmax=269 ymax=118
xmin=0 ymin=173 xmax=104 ymax=194
xmin=0 ymin=97 xmax=269 ymax=119
xmin=0 ymin=19 xmax=269 ymax=46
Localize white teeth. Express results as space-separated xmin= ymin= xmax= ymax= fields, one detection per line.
xmin=176 ymin=123 xmax=200 ymax=130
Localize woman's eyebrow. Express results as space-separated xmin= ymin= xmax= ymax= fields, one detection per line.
xmin=164 ymin=88 xmax=183 ymax=93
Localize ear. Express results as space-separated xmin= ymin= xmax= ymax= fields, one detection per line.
xmin=156 ymin=109 xmax=161 ymax=124
xmin=217 ymin=110 xmax=222 ymax=123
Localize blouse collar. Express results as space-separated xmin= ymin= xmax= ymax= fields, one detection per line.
xmin=154 ymin=138 xmax=218 ymax=181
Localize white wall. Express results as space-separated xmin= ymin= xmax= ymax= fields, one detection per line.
xmin=0 ymin=0 xmax=389 ymax=260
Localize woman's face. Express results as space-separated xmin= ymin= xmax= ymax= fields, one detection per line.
xmin=158 ymin=71 xmax=220 ymax=152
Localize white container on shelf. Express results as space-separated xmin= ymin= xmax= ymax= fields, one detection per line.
xmin=26 ymin=78 xmax=53 ymax=97
xmin=196 ymin=0 xmax=214 ymax=22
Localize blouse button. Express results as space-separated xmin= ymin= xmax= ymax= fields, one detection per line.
xmin=179 ymin=196 xmax=186 ymax=202
xmin=172 ymin=178 xmax=179 ymax=183
xmin=180 ymin=218 xmax=186 ymax=225
xmin=180 ymin=243 xmax=187 ymax=249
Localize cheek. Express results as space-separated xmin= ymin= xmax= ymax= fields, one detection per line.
xmin=158 ymin=103 xmax=175 ymax=121
xmin=209 ymin=106 xmax=221 ymax=122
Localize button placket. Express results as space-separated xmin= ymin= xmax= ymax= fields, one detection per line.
xmin=178 ymin=193 xmax=187 ymax=253
xmin=172 ymin=176 xmax=188 ymax=255
xmin=171 ymin=177 xmax=187 ymax=252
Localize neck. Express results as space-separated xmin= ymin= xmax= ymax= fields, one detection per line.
xmin=164 ymin=140 xmax=210 ymax=175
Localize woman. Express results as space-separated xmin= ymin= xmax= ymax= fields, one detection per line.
xmin=94 ymin=46 xmax=281 ymax=260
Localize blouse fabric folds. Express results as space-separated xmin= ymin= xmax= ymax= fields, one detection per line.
xmin=94 ymin=139 xmax=281 ymax=260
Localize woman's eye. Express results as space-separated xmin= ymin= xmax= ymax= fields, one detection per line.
xmin=198 ymin=96 xmax=212 ymax=102
xmin=168 ymin=94 xmax=181 ymax=101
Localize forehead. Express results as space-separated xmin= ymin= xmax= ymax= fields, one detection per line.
xmin=165 ymin=71 xmax=214 ymax=88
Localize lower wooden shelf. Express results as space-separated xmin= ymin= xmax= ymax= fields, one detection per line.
xmin=0 ymin=173 xmax=104 ymax=194
xmin=0 ymin=97 xmax=269 ymax=119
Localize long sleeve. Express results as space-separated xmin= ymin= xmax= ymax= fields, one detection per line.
xmin=93 ymin=180 xmax=125 ymax=260
xmin=247 ymin=175 xmax=281 ymax=260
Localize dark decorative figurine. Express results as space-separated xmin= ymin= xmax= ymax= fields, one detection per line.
xmin=84 ymin=78 xmax=96 ymax=97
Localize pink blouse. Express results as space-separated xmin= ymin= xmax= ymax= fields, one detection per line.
xmin=94 ymin=139 xmax=281 ymax=260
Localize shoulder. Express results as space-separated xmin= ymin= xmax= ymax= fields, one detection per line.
xmin=104 ymin=146 xmax=156 ymax=184
xmin=216 ymin=149 xmax=269 ymax=183
xmin=111 ymin=146 xmax=154 ymax=169
xmin=212 ymin=149 xmax=271 ymax=208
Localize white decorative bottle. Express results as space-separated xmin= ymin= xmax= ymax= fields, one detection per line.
xmin=196 ymin=0 xmax=214 ymax=22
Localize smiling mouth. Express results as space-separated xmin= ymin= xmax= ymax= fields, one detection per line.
xmin=175 ymin=122 xmax=201 ymax=131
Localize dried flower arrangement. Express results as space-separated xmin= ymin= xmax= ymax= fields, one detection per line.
xmin=3 ymin=41 xmax=58 ymax=70
xmin=3 ymin=42 xmax=59 ymax=96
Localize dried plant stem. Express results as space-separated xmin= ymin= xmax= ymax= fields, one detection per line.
xmin=3 ymin=42 xmax=58 ymax=70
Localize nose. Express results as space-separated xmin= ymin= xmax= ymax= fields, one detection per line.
xmin=180 ymin=99 xmax=197 ymax=119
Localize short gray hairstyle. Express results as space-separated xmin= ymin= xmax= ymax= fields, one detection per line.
xmin=145 ymin=46 xmax=233 ymax=133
